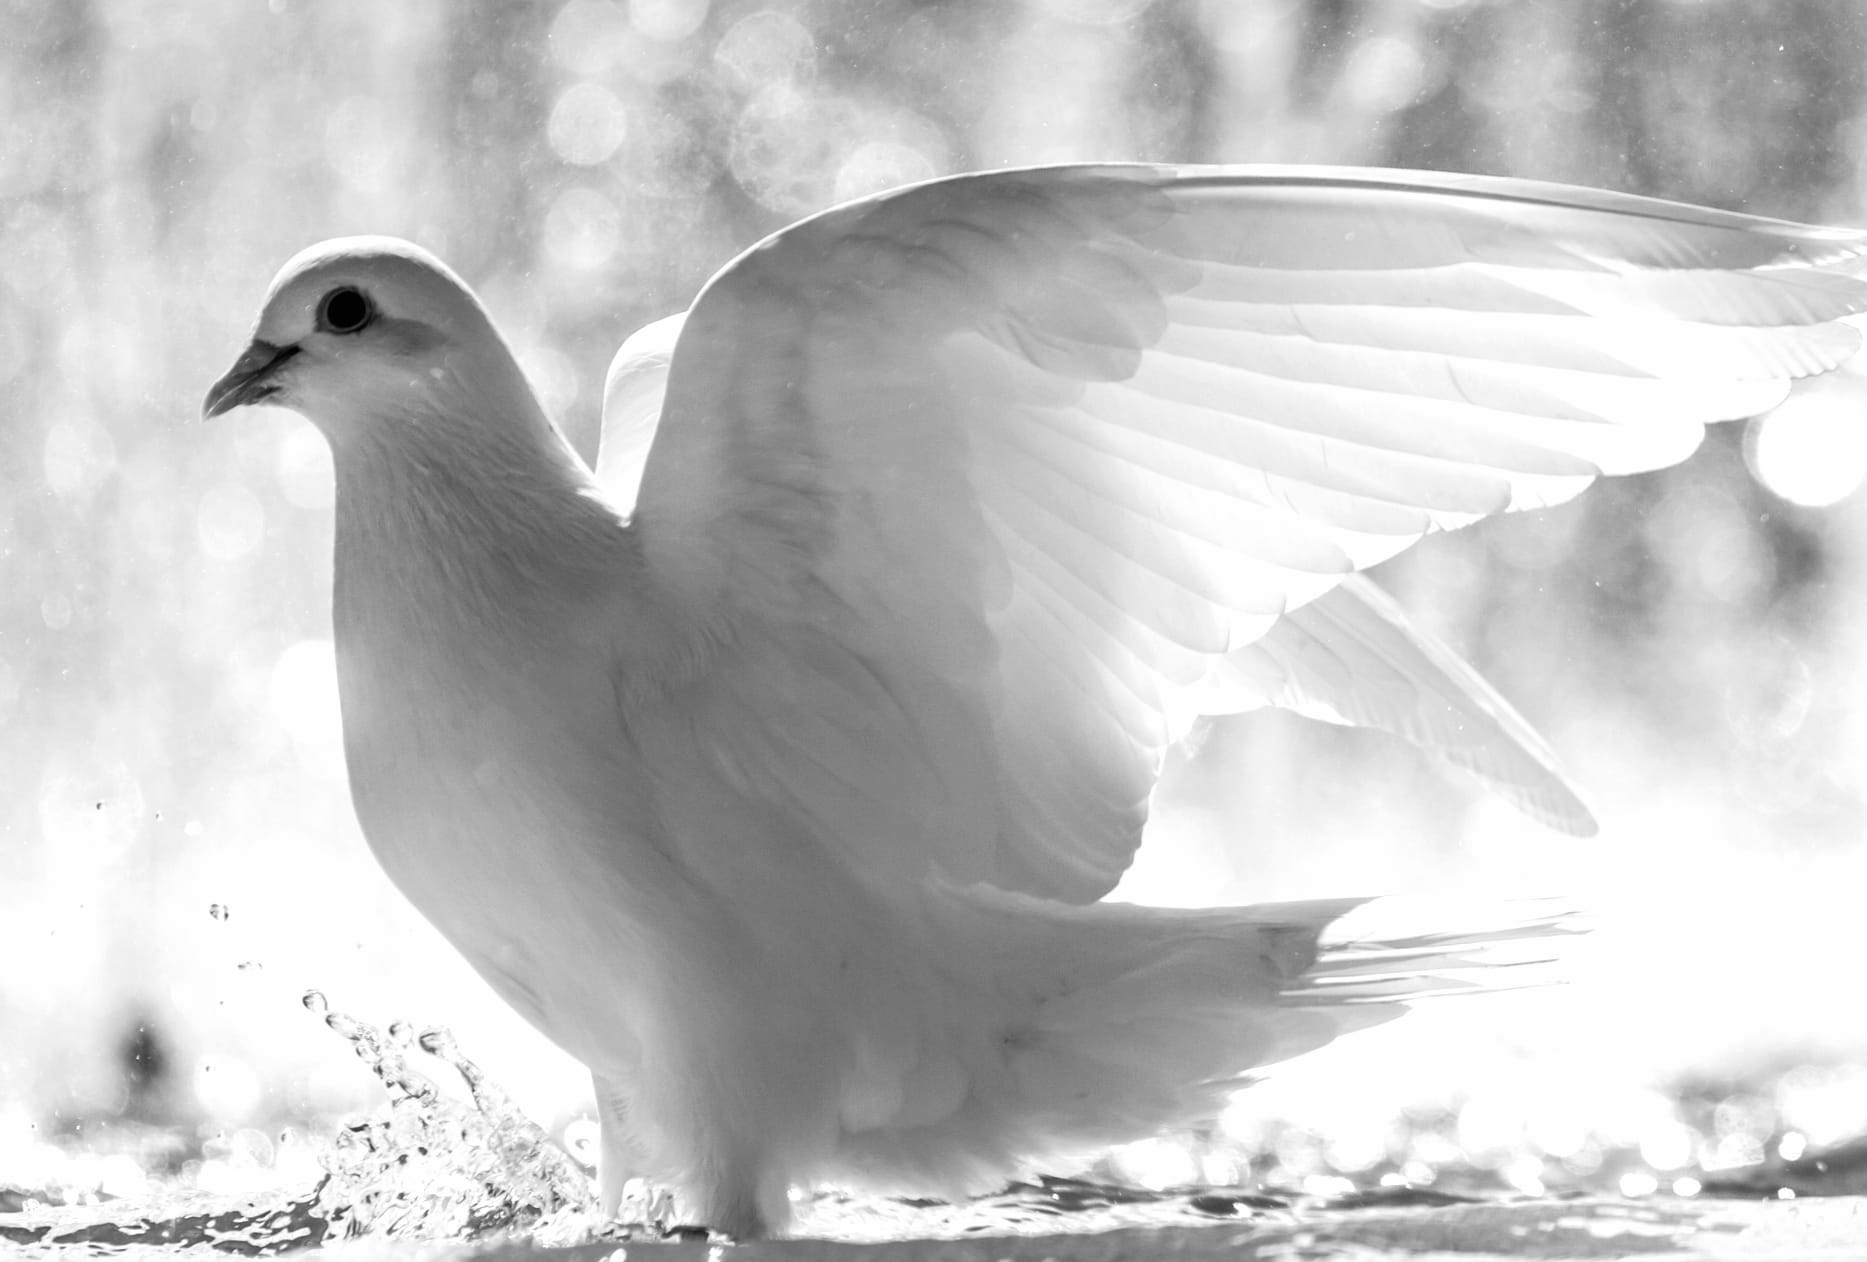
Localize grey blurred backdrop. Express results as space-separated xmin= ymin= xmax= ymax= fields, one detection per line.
xmin=5 ymin=0 xmax=1867 ymax=1195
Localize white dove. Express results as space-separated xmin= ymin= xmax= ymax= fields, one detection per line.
xmin=205 ymin=165 xmax=1867 ymax=1237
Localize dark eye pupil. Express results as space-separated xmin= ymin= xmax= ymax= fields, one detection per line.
xmin=321 ymin=287 xmax=371 ymax=333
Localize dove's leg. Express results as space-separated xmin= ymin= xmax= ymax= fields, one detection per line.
xmin=592 ymin=1072 xmax=665 ymax=1221
xmin=594 ymin=1070 xmax=773 ymax=1237
xmin=686 ymin=1157 xmax=776 ymax=1241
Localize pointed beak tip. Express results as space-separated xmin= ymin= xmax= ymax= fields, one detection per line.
xmin=203 ymin=339 xmax=298 ymax=421
xmin=200 ymin=381 xmax=241 ymax=421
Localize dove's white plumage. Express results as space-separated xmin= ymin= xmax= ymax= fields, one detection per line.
xmin=207 ymin=165 xmax=1867 ymax=1237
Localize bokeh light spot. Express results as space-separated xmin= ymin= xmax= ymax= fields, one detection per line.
xmin=321 ymin=96 xmax=396 ymax=195
xmin=1501 ymin=1154 xmax=1545 ymax=1196
xmin=1110 ymin=1136 xmax=1198 ymax=1190
xmin=1643 ymin=482 xmax=1769 ymax=606
xmin=731 ymin=90 xmax=948 ymax=214
xmin=42 ymin=417 xmax=118 ymax=500
xmin=549 ymin=0 xmax=634 ymax=76
xmin=1776 ymin=1063 xmax=1867 ymax=1147
xmin=1344 ymin=35 xmax=1430 ymax=112
xmin=1035 ymin=0 xmax=1155 ymax=25
xmin=547 ymin=83 xmax=630 ymax=166
xmin=193 ymin=1054 xmax=263 ymax=1123
xmin=630 ymin=0 xmax=707 ymax=42
xmin=40 ymin=593 xmax=72 ymax=630
xmin=1456 ymin=1092 xmax=1525 ymax=1160
xmin=1745 ymin=382 xmax=1867 ymax=507
xmin=834 ymin=140 xmax=939 ymax=203
xmin=276 ymin=424 xmax=334 ymax=511
xmin=542 ymin=187 xmax=622 ymax=270
xmin=517 ymin=343 xmax=581 ymax=423
xmin=270 ymin=639 xmax=344 ymax=781
xmin=1618 ymin=1170 xmax=1659 ymax=1197
xmin=713 ymin=10 xmax=816 ymax=91
xmin=1637 ymin=1121 xmax=1694 ymax=1171
xmin=198 ymin=483 xmax=266 ymax=561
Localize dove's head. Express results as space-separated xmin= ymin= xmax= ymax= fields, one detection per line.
xmin=204 ymin=237 xmax=542 ymax=447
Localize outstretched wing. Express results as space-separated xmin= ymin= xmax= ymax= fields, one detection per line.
xmin=600 ymin=316 xmax=1597 ymax=838
xmin=1220 ymin=574 xmax=1593 ymax=833
xmin=622 ymin=164 xmax=1867 ymax=902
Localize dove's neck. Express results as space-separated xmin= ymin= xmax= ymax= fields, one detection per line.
xmin=327 ymin=388 xmax=647 ymax=666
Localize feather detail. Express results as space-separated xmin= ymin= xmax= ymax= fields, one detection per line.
xmin=817 ymin=890 xmax=1577 ymax=1198
xmin=632 ymin=164 xmax=1867 ymax=901
xmin=213 ymin=167 xmax=1867 ymax=1238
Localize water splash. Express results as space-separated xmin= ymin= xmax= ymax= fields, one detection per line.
xmin=5 ymin=1003 xmax=1864 ymax=1253
xmin=298 ymin=991 xmax=598 ymax=1243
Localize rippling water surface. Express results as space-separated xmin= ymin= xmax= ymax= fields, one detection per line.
xmin=5 ymin=996 xmax=1865 ymax=1258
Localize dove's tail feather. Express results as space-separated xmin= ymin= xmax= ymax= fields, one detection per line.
xmin=1282 ymin=900 xmax=1582 ymax=1005
xmin=827 ymin=892 xmax=1578 ymax=1197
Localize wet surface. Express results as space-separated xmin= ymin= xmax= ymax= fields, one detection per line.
xmin=4 ymin=998 xmax=1865 ymax=1257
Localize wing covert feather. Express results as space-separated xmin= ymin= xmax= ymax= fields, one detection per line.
xmin=621 ymin=164 xmax=1867 ymax=899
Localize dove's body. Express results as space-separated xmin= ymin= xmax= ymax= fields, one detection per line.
xmin=208 ymin=165 xmax=1867 ymax=1237
xmin=320 ymin=359 xmax=1377 ymax=1231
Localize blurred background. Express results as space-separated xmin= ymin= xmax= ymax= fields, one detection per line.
xmin=4 ymin=0 xmax=1867 ymax=1209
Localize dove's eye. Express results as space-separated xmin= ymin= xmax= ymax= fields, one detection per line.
xmin=318 ymin=287 xmax=374 ymax=335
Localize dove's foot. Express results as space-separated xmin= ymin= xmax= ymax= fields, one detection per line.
xmin=597 ymin=1177 xmax=680 ymax=1238
xmin=597 ymin=1188 xmax=736 ymax=1243
xmin=690 ymin=1187 xmax=777 ymax=1241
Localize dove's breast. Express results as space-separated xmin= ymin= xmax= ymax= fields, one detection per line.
xmin=321 ymin=484 xmax=705 ymax=1077
xmin=325 ymin=522 xmax=962 ymax=1119
xmin=321 ymin=477 xmax=1066 ymax=1199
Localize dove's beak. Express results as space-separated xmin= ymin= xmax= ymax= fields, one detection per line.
xmin=203 ymin=339 xmax=300 ymax=419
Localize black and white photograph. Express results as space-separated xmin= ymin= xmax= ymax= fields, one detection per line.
xmin=3 ymin=2 xmax=1867 ymax=1258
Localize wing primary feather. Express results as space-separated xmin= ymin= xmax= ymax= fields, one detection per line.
xmin=630 ymin=161 xmax=1867 ymax=903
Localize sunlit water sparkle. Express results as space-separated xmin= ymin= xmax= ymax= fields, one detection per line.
xmin=4 ymin=995 xmax=1865 ymax=1255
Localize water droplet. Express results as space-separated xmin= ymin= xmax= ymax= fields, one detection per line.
xmin=562 ymin=1116 xmax=601 ymax=1165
